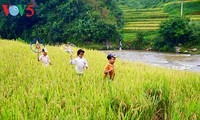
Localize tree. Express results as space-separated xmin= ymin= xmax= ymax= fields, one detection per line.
xmin=0 ymin=0 xmax=123 ymax=46
xmin=159 ymin=16 xmax=191 ymax=48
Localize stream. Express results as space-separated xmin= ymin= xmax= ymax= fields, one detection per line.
xmin=103 ymin=50 xmax=200 ymax=72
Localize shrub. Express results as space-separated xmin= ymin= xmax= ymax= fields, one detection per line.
xmin=156 ymin=16 xmax=192 ymax=51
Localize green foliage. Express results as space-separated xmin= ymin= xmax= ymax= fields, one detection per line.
xmin=153 ymin=16 xmax=200 ymax=52
xmin=164 ymin=1 xmax=200 ymax=15
xmin=159 ymin=16 xmax=191 ymax=48
xmin=134 ymin=32 xmax=146 ymax=49
xmin=153 ymin=37 xmax=175 ymax=52
xmin=117 ymin=0 xmax=200 ymax=52
xmin=188 ymin=23 xmax=200 ymax=46
xmin=0 ymin=0 xmax=124 ymax=45
xmin=116 ymin=0 xmax=176 ymax=9
xmin=123 ymin=31 xmax=154 ymax=50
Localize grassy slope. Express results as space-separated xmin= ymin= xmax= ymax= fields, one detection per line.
xmin=0 ymin=40 xmax=199 ymax=119
xmin=164 ymin=1 xmax=200 ymax=20
xmin=119 ymin=0 xmax=200 ymax=44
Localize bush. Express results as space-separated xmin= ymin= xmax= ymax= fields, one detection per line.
xmin=128 ymin=31 xmax=151 ymax=50
xmin=158 ymin=16 xmax=191 ymax=49
xmin=188 ymin=23 xmax=200 ymax=46
xmin=153 ymin=16 xmax=200 ymax=52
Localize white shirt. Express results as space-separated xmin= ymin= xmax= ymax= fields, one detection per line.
xmin=39 ymin=55 xmax=50 ymax=66
xmin=70 ymin=57 xmax=88 ymax=74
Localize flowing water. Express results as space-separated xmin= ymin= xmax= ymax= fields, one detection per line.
xmin=103 ymin=50 xmax=200 ymax=72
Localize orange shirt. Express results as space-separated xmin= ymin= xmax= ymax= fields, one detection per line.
xmin=104 ymin=63 xmax=115 ymax=79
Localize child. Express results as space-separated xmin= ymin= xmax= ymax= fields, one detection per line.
xmin=104 ymin=54 xmax=116 ymax=80
xmin=70 ymin=49 xmax=88 ymax=75
xmin=38 ymin=48 xmax=52 ymax=66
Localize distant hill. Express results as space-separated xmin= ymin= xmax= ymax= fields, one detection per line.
xmin=116 ymin=0 xmax=200 ymax=50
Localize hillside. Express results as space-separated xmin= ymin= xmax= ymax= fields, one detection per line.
xmin=0 ymin=0 xmax=123 ymax=46
xmin=164 ymin=1 xmax=200 ymax=17
xmin=116 ymin=0 xmax=199 ymax=9
xmin=0 ymin=40 xmax=199 ymax=119
xmin=117 ymin=0 xmax=200 ymax=50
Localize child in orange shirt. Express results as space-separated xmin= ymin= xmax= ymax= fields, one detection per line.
xmin=104 ymin=54 xmax=116 ymax=80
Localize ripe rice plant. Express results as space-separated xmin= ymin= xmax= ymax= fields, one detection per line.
xmin=0 ymin=40 xmax=199 ymax=119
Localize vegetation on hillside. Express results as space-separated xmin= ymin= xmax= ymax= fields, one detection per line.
xmin=117 ymin=0 xmax=200 ymax=52
xmin=154 ymin=17 xmax=200 ymax=52
xmin=115 ymin=0 xmax=177 ymax=9
xmin=0 ymin=0 xmax=200 ymax=52
xmin=0 ymin=40 xmax=199 ymax=119
xmin=0 ymin=0 xmax=124 ymax=46
xmin=164 ymin=1 xmax=200 ymax=16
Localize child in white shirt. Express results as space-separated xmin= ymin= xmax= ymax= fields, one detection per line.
xmin=38 ymin=48 xmax=52 ymax=66
xmin=70 ymin=49 xmax=88 ymax=75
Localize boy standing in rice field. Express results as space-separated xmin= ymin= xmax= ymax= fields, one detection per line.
xmin=104 ymin=54 xmax=116 ymax=80
xmin=70 ymin=49 xmax=88 ymax=76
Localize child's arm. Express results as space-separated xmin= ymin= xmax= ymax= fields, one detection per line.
xmin=70 ymin=55 xmax=76 ymax=65
xmin=104 ymin=68 xmax=113 ymax=74
xmin=84 ymin=59 xmax=88 ymax=69
xmin=38 ymin=52 xmax=40 ymax=61
xmin=38 ymin=54 xmax=42 ymax=61
xmin=104 ymin=65 xmax=113 ymax=74
xmin=48 ymin=56 xmax=52 ymax=65
xmin=36 ymin=41 xmax=40 ymax=61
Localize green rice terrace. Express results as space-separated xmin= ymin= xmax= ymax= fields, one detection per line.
xmin=119 ymin=0 xmax=200 ymax=43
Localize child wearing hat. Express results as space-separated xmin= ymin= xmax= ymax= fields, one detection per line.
xmin=70 ymin=49 xmax=88 ymax=75
xmin=104 ymin=54 xmax=116 ymax=80
xmin=38 ymin=48 xmax=52 ymax=66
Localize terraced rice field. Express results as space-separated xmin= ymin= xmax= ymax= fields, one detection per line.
xmin=119 ymin=0 xmax=200 ymax=41
xmin=187 ymin=15 xmax=200 ymax=21
xmin=119 ymin=5 xmax=167 ymax=32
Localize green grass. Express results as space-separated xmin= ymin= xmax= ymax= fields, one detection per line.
xmin=124 ymin=15 xmax=168 ymax=19
xmin=125 ymin=18 xmax=166 ymax=22
xmin=164 ymin=1 xmax=200 ymax=15
xmin=124 ymin=12 xmax=168 ymax=16
xmin=123 ymin=27 xmax=159 ymax=30
xmin=122 ymin=29 xmax=158 ymax=33
xmin=188 ymin=15 xmax=200 ymax=17
xmin=188 ymin=15 xmax=200 ymax=21
xmin=144 ymin=34 xmax=159 ymax=41
xmin=191 ymin=17 xmax=200 ymax=21
xmin=125 ymin=24 xmax=159 ymax=27
xmin=120 ymin=8 xmax=162 ymax=12
xmin=125 ymin=21 xmax=162 ymax=24
xmin=0 ymin=40 xmax=199 ymax=119
xmin=123 ymin=33 xmax=137 ymax=42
